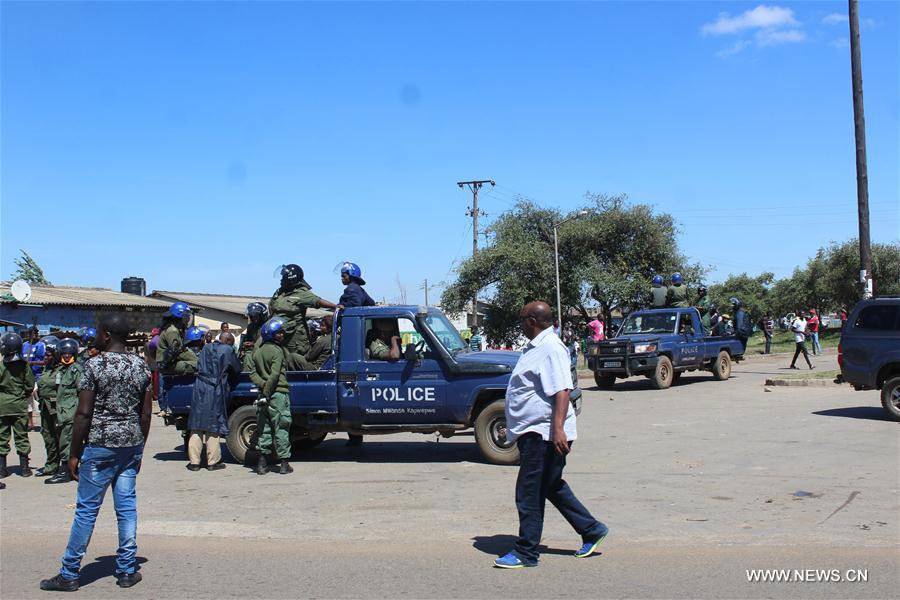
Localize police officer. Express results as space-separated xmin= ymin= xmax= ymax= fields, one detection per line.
xmin=368 ymin=319 xmax=402 ymax=361
xmin=157 ymin=302 xmax=192 ymax=413
xmin=666 ymin=272 xmax=689 ymax=308
xmin=338 ymin=262 xmax=375 ymax=307
xmin=75 ymin=327 xmax=97 ymax=368
xmin=46 ymin=338 xmax=82 ymax=484
xmin=270 ymin=264 xmax=340 ymax=368
xmin=239 ymin=302 xmax=268 ymax=371
xmin=650 ymin=275 xmax=667 ymax=308
xmin=696 ymin=285 xmax=711 ymax=332
xmin=731 ymin=297 xmax=751 ymax=350
xmin=305 ymin=315 xmax=333 ymax=370
xmin=0 ymin=332 xmax=35 ymax=478
xmin=34 ymin=337 xmax=60 ymax=477
xmin=174 ymin=326 xmax=205 ymax=374
xmin=250 ymin=318 xmax=292 ymax=475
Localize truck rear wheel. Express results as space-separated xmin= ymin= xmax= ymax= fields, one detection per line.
xmin=593 ymin=373 xmax=616 ymax=389
xmin=712 ymin=351 xmax=732 ymax=380
xmin=225 ymin=405 xmax=258 ymax=464
xmin=474 ymin=400 xmax=519 ymax=465
xmin=651 ymin=356 xmax=674 ymax=389
xmin=880 ymin=376 xmax=900 ymax=421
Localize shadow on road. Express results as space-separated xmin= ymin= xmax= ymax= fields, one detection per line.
xmin=78 ymin=555 xmax=148 ymax=587
xmin=812 ymin=406 xmax=894 ymax=422
xmin=471 ymin=535 xmax=598 ymax=558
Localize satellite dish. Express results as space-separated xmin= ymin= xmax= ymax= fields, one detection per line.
xmin=10 ymin=280 xmax=32 ymax=302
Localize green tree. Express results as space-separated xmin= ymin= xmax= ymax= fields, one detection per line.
xmin=441 ymin=195 xmax=704 ymax=343
xmin=708 ymin=272 xmax=775 ymax=321
xmin=11 ymin=250 xmax=51 ymax=286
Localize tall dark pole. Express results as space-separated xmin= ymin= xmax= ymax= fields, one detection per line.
xmin=457 ymin=179 xmax=495 ymax=325
xmin=849 ymin=0 xmax=873 ymax=299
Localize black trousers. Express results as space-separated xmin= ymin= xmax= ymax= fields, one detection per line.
xmin=763 ymin=332 xmax=772 ymax=354
xmin=790 ymin=341 xmax=811 ymax=367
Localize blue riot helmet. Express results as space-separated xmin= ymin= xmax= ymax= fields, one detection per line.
xmin=184 ymin=325 xmax=208 ymax=345
xmin=1 ymin=332 xmax=23 ymax=360
xmin=58 ymin=338 xmax=80 ymax=357
xmin=672 ymin=272 xmax=683 ymax=285
xmin=82 ymin=327 xmax=97 ymax=342
xmin=246 ymin=302 xmax=269 ymax=324
xmin=40 ymin=335 xmax=60 ymax=354
xmin=652 ymin=275 xmax=663 ymax=287
xmin=337 ymin=261 xmax=366 ymax=286
xmin=165 ymin=302 xmax=191 ymax=319
xmin=260 ymin=317 xmax=286 ymax=343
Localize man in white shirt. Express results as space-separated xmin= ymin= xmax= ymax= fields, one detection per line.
xmin=494 ymin=301 xmax=608 ymax=569
xmin=789 ymin=312 xmax=814 ymax=370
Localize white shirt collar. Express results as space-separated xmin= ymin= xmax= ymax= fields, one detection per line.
xmin=526 ymin=326 xmax=555 ymax=349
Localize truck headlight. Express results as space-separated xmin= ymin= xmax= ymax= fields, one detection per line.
xmin=633 ymin=343 xmax=657 ymax=353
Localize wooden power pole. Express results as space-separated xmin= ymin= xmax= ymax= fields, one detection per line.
xmin=457 ymin=179 xmax=495 ymax=324
xmin=849 ymin=0 xmax=873 ymax=299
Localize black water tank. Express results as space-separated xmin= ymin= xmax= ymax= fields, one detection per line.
xmin=121 ymin=277 xmax=146 ymax=296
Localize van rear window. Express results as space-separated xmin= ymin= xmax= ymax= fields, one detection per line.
xmin=853 ymin=305 xmax=900 ymax=331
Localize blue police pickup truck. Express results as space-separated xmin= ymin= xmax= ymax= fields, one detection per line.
xmin=160 ymin=305 xmax=582 ymax=465
xmin=587 ymin=307 xmax=745 ymax=390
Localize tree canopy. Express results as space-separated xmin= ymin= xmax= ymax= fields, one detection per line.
xmin=11 ymin=250 xmax=51 ymax=286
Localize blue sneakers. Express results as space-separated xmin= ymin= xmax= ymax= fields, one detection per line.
xmin=493 ymin=552 xmax=537 ymax=569
xmin=574 ymin=531 xmax=608 ymax=558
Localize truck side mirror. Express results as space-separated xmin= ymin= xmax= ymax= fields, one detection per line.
xmin=404 ymin=343 xmax=418 ymax=362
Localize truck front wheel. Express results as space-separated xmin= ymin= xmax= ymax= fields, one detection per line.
xmin=712 ymin=351 xmax=732 ymax=380
xmin=593 ymin=373 xmax=616 ymax=389
xmin=474 ymin=400 xmax=519 ymax=465
xmin=880 ymin=376 xmax=900 ymax=421
xmin=225 ymin=405 xmax=258 ymax=464
xmin=651 ymin=356 xmax=674 ymax=389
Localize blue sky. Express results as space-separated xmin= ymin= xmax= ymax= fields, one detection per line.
xmin=2 ymin=1 xmax=897 ymax=305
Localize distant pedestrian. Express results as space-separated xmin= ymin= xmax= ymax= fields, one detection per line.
xmin=840 ymin=308 xmax=848 ymax=329
xmin=731 ymin=297 xmax=751 ymax=350
xmin=186 ymin=333 xmax=241 ymax=471
xmin=40 ymin=314 xmax=152 ymax=591
xmin=807 ymin=309 xmax=821 ymax=355
xmin=760 ymin=314 xmax=774 ymax=355
xmin=788 ymin=312 xmax=814 ymax=370
xmin=587 ymin=318 xmax=605 ymax=342
xmin=469 ymin=326 xmax=485 ymax=352
xmin=493 ymin=301 xmax=608 ymax=569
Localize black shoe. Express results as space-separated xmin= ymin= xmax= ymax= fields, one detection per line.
xmin=256 ymin=455 xmax=268 ymax=475
xmin=40 ymin=574 xmax=79 ymax=592
xmin=46 ymin=467 xmax=71 ymax=485
xmin=789 ymin=365 xmax=799 ymax=370
xmin=186 ymin=463 xmax=202 ymax=472
xmin=35 ymin=466 xmax=58 ymax=477
xmin=19 ymin=455 xmax=32 ymax=477
xmin=207 ymin=462 xmax=226 ymax=471
xmin=810 ymin=365 xmax=816 ymax=370
xmin=116 ymin=572 xmax=142 ymax=588
xmin=278 ymin=460 xmax=293 ymax=474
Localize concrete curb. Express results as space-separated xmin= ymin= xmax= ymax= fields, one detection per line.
xmin=765 ymin=378 xmax=843 ymax=387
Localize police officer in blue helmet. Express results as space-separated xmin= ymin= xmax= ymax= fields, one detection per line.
xmin=239 ymin=302 xmax=269 ymax=371
xmin=75 ymin=327 xmax=97 ymax=368
xmin=666 ymin=272 xmax=689 ymax=308
xmin=338 ymin=262 xmax=375 ymax=308
xmin=157 ymin=302 xmax=192 ymax=414
xmin=650 ymin=274 xmax=667 ymax=308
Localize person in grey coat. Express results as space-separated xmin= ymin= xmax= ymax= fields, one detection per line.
xmin=186 ymin=333 xmax=241 ymax=471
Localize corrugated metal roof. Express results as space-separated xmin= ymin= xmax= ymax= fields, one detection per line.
xmin=152 ymin=291 xmax=331 ymax=319
xmin=0 ymin=282 xmax=171 ymax=309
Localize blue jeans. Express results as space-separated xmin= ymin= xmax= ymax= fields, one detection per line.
xmin=60 ymin=444 xmax=143 ymax=580
xmin=512 ymin=433 xmax=607 ymax=563
xmin=811 ymin=332 xmax=821 ymax=354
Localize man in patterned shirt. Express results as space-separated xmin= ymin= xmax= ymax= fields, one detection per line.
xmin=40 ymin=314 xmax=152 ymax=592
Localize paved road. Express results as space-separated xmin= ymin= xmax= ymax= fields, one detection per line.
xmin=2 ymin=350 xmax=897 ymax=599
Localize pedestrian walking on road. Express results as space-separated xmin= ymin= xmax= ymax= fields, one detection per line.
xmin=789 ymin=312 xmax=814 ymax=370
xmin=186 ymin=333 xmax=241 ymax=472
xmin=760 ymin=314 xmax=774 ymax=355
xmin=40 ymin=314 xmax=152 ymax=592
xmin=807 ymin=309 xmax=822 ymax=355
xmin=494 ymin=301 xmax=608 ymax=569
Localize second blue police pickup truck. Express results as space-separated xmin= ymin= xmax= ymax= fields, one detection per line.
xmin=160 ymin=305 xmax=582 ymax=465
xmin=587 ymin=307 xmax=745 ymax=390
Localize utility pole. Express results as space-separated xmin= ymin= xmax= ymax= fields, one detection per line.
xmin=420 ymin=278 xmax=438 ymax=307
xmin=457 ymin=179 xmax=495 ymax=324
xmin=849 ymin=0 xmax=873 ymax=299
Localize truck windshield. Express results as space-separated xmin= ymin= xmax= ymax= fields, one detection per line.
xmin=424 ymin=313 xmax=468 ymax=353
xmin=622 ymin=312 xmax=677 ymax=335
